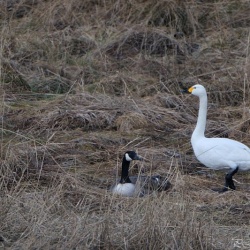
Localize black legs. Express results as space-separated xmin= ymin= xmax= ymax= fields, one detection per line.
xmin=220 ymin=166 xmax=239 ymax=192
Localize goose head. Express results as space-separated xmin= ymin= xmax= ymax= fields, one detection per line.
xmin=124 ymin=151 xmax=143 ymax=162
xmin=188 ymin=84 xmax=207 ymax=97
xmin=120 ymin=151 xmax=143 ymax=185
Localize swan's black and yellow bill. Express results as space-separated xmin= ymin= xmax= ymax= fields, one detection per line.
xmin=188 ymin=86 xmax=194 ymax=93
xmin=180 ymin=85 xmax=194 ymax=93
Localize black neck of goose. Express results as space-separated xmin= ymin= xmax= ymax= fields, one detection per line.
xmin=119 ymin=157 xmax=132 ymax=184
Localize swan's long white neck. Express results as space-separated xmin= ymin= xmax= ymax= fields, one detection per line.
xmin=191 ymin=93 xmax=207 ymax=142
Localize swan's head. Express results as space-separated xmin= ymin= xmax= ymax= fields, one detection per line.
xmin=124 ymin=151 xmax=143 ymax=162
xmin=188 ymin=84 xmax=207 ymax=97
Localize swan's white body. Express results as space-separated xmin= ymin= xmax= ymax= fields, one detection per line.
xmin=192 ymin=137 xmax=250 ymax=171
xmin=189 ymin=84 xmax=250 ymax=172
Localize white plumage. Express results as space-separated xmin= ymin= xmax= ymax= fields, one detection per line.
xmin=112 ymin=183 xmax=136 ymax=197
xmin=188 ymin=84 xmax=250 ymax=191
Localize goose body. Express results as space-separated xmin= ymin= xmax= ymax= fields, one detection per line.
xmin=187 ymin=84 xmax=250 ymax=191
xmin=128 ymin=175 xmax=171 ymax=192
xmin=111 ymin=151 xmax=171 ymax=196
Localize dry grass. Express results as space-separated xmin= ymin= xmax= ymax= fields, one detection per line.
xmin=1 ymin=0 xmax=250 ymax=249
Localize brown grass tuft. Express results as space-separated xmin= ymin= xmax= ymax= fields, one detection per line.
xmin=115 ymin=112 xmax=148 ymax=133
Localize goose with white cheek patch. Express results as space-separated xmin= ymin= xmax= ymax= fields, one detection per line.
xmin=112 ymin=151 xmax=143 ymax=197
xmin=184 ymin=84 xmax=250 ymax=192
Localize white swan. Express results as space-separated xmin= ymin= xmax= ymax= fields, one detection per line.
xmin=187 ymin=84 xmax=250 ymax=192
